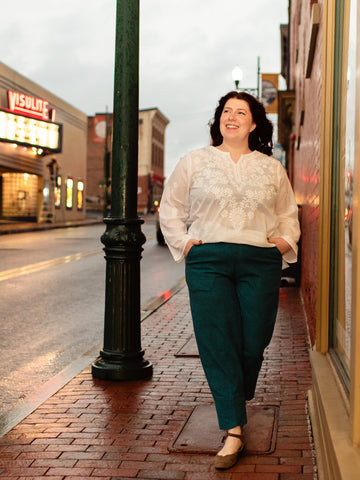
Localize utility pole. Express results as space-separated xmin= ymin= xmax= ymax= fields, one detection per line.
xmin=92 ymin=0 xmax=152 ymax=381
xmin=103 ymin=106 xmax=111 ymax=218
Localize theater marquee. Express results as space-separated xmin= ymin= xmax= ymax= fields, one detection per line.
xmin=0 ymin=90 xmax=62 ymax=153
xmin=0 ymin=109 xmax=62 ymax=152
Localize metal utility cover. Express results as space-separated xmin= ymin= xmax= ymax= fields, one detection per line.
xmin=169 ymin=403 xmax=278 ymax=455
xmin=175 ymin=336 xmax=199 ymax=357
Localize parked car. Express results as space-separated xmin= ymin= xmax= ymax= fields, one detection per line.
xmin=155 ymin=208 xmax=165 ymax=245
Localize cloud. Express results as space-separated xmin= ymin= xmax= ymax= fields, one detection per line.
xmin=0 ymin=0 xmax=288 ymax=176
xmin=138 ymin=0 xmax=288 ymax=174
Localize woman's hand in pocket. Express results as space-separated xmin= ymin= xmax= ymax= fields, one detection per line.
xmin=267 ymin=237 xmax=291 ymax=255
xmin=184 ymin=239 xmax=202 ymax=257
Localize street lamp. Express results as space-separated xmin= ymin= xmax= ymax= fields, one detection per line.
xmin=92 ymin=0 xmax=152 ymax=381
xmin=231 ymin=57 xmax=261 ymax=99
xmin=232 ymin=65 xmax=243 ymax=90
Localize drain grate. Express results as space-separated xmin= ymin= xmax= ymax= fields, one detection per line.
xmin=169 ymin=403 xmax=278 ymax=455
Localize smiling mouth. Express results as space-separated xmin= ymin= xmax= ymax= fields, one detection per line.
xmin=226 ymin=124 xmax=238 ymax=129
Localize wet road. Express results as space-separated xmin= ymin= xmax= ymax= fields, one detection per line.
xmin=0 ymin=219 xmax=185 ymax=415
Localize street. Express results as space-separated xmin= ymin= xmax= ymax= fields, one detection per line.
xmin=0 ymin=218 xmax=185 ymax=415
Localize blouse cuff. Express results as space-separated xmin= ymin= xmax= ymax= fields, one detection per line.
xmin=169 ymin=233 xmax=192 ymax=263
xmin=281 ymin=235 xmax=299 ymax=264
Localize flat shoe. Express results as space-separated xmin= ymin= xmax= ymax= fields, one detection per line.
xmin=214 ymin=432 xmax=246 ymax=469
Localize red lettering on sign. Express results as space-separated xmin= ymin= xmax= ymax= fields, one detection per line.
xmin=7 ymin=90 xmax=56 ymax=121
xmin=8 ymin=91 xmax=17 ymax=111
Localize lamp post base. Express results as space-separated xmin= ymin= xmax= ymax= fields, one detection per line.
xmin=92 ymin=350 xmax=153 ymax=381
xmin=92 ymin=216 xmax=152 ymax=382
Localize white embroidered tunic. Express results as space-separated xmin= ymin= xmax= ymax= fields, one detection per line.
xmin=159 ymin=146 xmax=300 ymax=264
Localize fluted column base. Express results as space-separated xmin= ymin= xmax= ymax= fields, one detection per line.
xmin=92 ymin=217 xmax=153 ymax=381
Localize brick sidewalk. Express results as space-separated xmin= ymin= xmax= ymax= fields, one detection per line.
xmin=0 ymin=286 xmax=317 ymax=479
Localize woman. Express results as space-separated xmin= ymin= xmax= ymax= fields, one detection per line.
xmin=159 ymin=91 xmax=300 ymax=469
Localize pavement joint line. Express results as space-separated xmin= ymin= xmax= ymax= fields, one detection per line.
xmin=0 ymin=248 xmax=103 ymax=281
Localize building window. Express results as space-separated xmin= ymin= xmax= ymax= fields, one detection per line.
xmin=2 ymin=172 xmax=38 ymax=218
xmin=54 ymin=175 xmax=61 ymax=208
xmin=66 ymin=177 xmax=73 ymax=209
xmin=341 ymin=0 xmax=357 ymax=377
xmin=329 ymin=0 xmax=358 ymax=392
xmin=77 ymin=181 xmax=84 ymax=210
xmin=43 ymin=180 xmax=49 ymax=207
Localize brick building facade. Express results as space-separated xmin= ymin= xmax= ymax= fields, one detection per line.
xmin=86 ymin=108 xmax=169 ymax=215
xmin=0 ymin=62 xmax=87 ymax=224
xmin=288 ymin=0 xmax=323 ymax=345
xmin=281 ymin=0 xmax=360 ymax=477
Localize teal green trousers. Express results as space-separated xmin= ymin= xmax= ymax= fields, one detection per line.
xmin=185 ymin=243 xmax=283 ymax=430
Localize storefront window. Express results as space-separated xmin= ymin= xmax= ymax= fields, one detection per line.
xmin=77 ymin=181 xmax=84 ymax=210
xmin=342 ymin=0 xmax=357 ymax=374
xmin=2 ymin=172 xmax=38 ymax=218
xmin=330 ymin=0 xmax=357 ymax=389
xmin=66 ymin=177 xmax=73 ymax=209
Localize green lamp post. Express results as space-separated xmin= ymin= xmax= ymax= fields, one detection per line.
xmin=92 ymin=0 xmax=152 ymax=380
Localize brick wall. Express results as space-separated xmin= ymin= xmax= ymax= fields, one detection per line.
xmin=290 ymin=0 xmax=323 ymax=344
xmin=87 ymin=110 xmax=168 ymax=215
xmin=138 ymin=175 xmax=150 ymax=213
xmin=87 ymin=116 xmax=112 ymax=211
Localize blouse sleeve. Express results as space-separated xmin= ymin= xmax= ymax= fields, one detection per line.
xmin=274 ymin=163 xmax=301 ymax=264
xmin=159 ymin=155 xmax=192 ymax=262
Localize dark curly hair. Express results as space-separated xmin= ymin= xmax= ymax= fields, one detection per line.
xmin=209 ymin=91 xmax=273 ymax=156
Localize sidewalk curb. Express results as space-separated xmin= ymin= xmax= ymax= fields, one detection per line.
xmin=141 ymin=278 xmax=186 ymax=321
xmin=0 ymin=218 xmax=103 ymax=235
xmin=0 ymin=214 xmax=155 ymax=236
xmin=0 ymin=345 xmax=100 ymax=438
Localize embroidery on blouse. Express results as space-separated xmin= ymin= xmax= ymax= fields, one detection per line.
xmin=190 ymin=148 xmax=278 ymax=227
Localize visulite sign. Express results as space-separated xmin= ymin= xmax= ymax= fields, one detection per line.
xmin=0 ymin=90 xmax=62 ymax=153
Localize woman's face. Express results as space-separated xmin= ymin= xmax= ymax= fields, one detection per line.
xmin=219 ymin=98 xmax=256 ymax=144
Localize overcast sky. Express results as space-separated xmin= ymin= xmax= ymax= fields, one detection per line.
xmin=0 ymin=0 xmax=288 ymax=177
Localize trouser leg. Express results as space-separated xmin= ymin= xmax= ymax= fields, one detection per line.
xmin=235 ymin=245 xmax=283 ymax=400
xmin=185 ymin=244 xmax=247 ymax=430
